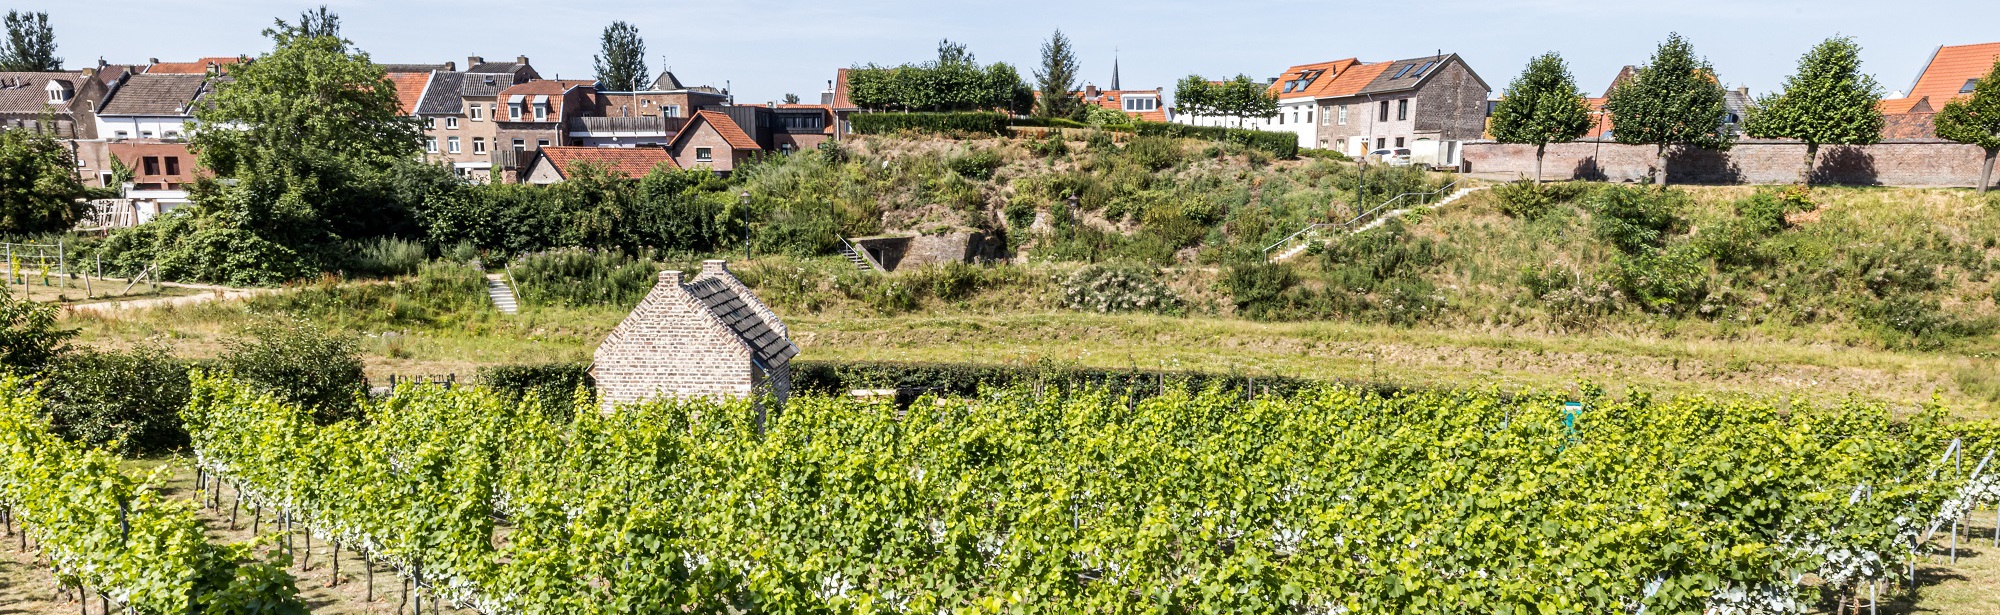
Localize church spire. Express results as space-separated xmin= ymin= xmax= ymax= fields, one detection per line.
xmin=1111 ymin=50 xmax=1121 ymax=91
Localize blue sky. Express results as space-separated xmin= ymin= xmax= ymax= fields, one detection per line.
xmin=28 ymin=0 xmax=2000 ymax=104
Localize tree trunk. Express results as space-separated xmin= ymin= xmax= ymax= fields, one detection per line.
xmin=1534 ymin=143 xmax=1546 ymax=184
xmin=1800 ymin=142 xmax=1819 ymax=186
xmin=1654 ymin=146 xmax=1668 ymax=186
xmin=1981 ymin=147 xmax=1997 ymax=195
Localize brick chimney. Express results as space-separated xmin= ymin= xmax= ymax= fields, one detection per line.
xmin=443 ymin=61 xmax=456 ymax=72
xmin=468 ymin=55 xmax=484 ymax=67
xmin=700 ymin=260 xmax=730 ymax=277
xmin=1083 ymin=84 xmax=1099 ymax=98
xmin=517 ymin=55 xmax=530 ymax=66
xmin=658 ymin=270 xmax=683 ymax=285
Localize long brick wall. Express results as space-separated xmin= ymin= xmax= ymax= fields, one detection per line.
xmin=1462 ymin=140 xmax=1994 ymax=187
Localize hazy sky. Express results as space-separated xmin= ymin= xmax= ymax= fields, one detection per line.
xmin=26 ymin=0 xmax=2000 ymax=104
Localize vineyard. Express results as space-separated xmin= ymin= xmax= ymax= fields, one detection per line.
xmin=174 ymin=371 xmax=2000 ymax=614
xmin=0 ymin=377 xmax=305 ymax=615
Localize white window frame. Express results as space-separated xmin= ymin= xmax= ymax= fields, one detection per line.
xmin=1338 ymin=105 xmax=1347 ymax=125
xmin=533 ymin=104 xmax=547 ymax=121
xmin=113 ymin=130 xmax=129 ymax=139
xmin=536 ymin=138 xmax=549 ymax=147
xmin=470 ymin=105 xmax=483 ymax=121
xmin=510 ymin=104 xmax=523 ymax=120
xmin=695 ymin=147 xmax=713 ymax=162
xmin=140 ymin=130 xmax=154 ymax=139
xmin=425 ymin=137 xmax=438 ymax=153
xmin=446 ymin=116 xmax=460 ymax=130
xmin=664 ymin=105 xmax=681 ymax=118
xmin=512 ymin=138 xmax=525 ymax=150
xmin=447 ymin=136 xmax=461 ymax=153
xmin=472 ymin=137 xmax=486 ymax=154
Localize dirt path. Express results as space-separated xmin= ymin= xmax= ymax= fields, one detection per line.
xmin=64 ymin=287 xmax=274 ymax=314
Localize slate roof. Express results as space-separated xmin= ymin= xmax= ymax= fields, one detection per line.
xmin=0 ymin=72 xmax=81 ymax=114
xmin=1906 ymin=42 xmax=2000 ymax=108
xmin=98 ymin=73 xmax=208 ymax=116
xmin=415 ymin=71 xmax=464 ymax=115
xmin=378 ymin=63 xmax=450 ymax=73
xmin=534 ymin=146 xmax=678 ymax=178
xmin=685 ymin=277 xmax=798 ymax=368
xmin=652 ymin=71 xmax=684 ymax=90
xmin=462 ymin=71 xmax=523 ymax=98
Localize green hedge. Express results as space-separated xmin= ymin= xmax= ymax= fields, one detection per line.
xmin=1009 ymin=117 xmax=1091 ymax=129
xmin=478 ymin=362 xmax=595 ymax=420
xmin=850 ymin=112 xmax=1011 ymax=137
xmin=1133 ymin=122 xmax=1300 ymax=159
xmin=788 ymin=360 xmax=1381 ymax=403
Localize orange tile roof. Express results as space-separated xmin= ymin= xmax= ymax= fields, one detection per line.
xmin=831 ymin=68 xmax=857 ymax=110
xmin=537 ymin=146 xmax=678 ymax=179
xmin=147 ymin=57 xmax=241 ymax=75
xmin=683 ymin=110 xmax=762 ymax=151
xmin=497 ymin=79 xmax=598 ymax=120
xmin=1907 ymin=42 xmax=2000 ymax=107
xmin=385 ymin=72 xmax=431 ymax=116
xmin=1076 ymin=89 xmax=1169 ymax=122
xmin=1266 ymin=58 xmax=1361 ymax=99
xmin=1312 ymin=61 xmax=1393 ymax=99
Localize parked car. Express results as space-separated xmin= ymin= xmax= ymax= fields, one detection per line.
xmin=1367 ymin=148 xmax=1413 ymax=166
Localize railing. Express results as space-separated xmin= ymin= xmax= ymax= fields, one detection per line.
xmin=1261 ymin=179 xmax=1469 ymax=261
xmin=840 ymin=238 xmax=885 ymax=272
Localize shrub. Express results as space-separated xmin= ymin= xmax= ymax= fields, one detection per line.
xmin=478 ymin=362 xmax=594 ymax=420
xmin=1226 ymin=262 xmax=1297 ymax=320
xmin=1123 ymin=136 xmax=1184 ymax=171
xmin=344 ymin=236 xmax=427 ymax=277
xmin=789 ymin=360 xmax=1330 ymax=401
xmin=1298 ymin=148 xmax=1351 ymax=162
xmin=42 ymin=345 xmax=195 ymax=456
xmin=1132 ymin=122 xmax=1298 ymax=159
xmin=1493 ymin=181 xmax=1588 ymax=219
xmin=1060 ymin=264 xmax=1183 ymax=315
xmin=1027 ymin=132 xmax=1070 ymax=157
xmin=946 ymin=149 xmax=1003 ymax=180
xmin=220 ymin=318 xmax=366 ymax=424
xmin=0 ymin=286 xmax=74 ymax=374
xmin=1610 ymin=245 xmax=1709 ymax=315
xmin=1588 ymin=185 xmax=1688 ymax=254
xmin=909 ymin=261 xmax=984 ymax=303
xmin=511 ymin=249 xmax=663 ymax=308
xmin=850 ymin=112 xmax=1011 ymax=137
xmin=1010 ymin=117 xmax=1090 ymax=130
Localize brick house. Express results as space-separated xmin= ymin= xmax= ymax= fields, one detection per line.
xmin=1579 ymin=66 xmax=1752 ymax=140
xmin=521 ymin=145 xmax=678 ymax=184
xmin=1076 ymin=85 xmax=1170 ymax=122
xmin=0 ymin=67 xmax=118 ymax=139
xmin=94 ymin=73 xmax=209 ymax=142
xmin=668 ymin=110 xmax=761 ymax=173
xmin=595 ymin=71 xmax=729 ymax=120
xmin=415 ymin=56 xmax=538 ymax=181
xmin=823 ymin=68 xmax=860 ymax=139
xmin=494 ymin=78 xmax=599 ymax=181
xmin=709 ymin=104 xmax=834 ymax=153
xmin=592 ymin=260 xmax=798 ymax=409
xmin=1312 ymin=54 xmax=1489 ymax=166
xmin=1251 ymin=59 xmax=1363 ymax=148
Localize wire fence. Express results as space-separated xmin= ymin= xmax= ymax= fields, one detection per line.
xmin=0 ymin=240 xmax=158 ymax=301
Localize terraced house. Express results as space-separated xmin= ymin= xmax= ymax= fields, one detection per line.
xmin=415 ymin=56 xmax=539 ymax=182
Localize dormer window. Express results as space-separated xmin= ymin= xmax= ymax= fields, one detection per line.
xmin=1122 ymin=96 xmax=1157 ymax=112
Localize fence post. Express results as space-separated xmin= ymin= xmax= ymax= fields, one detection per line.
xmin=56 ymin=239 xmax=65 ymax=292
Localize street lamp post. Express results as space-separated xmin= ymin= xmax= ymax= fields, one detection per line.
xmin=740 ymin=191 xmax=752 ymax=261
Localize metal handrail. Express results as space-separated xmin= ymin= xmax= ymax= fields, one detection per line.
xmin=841 ymin=238 xmax=885 ymax=272
xmin=1262 ymin=179 xmax=1467 ymax=259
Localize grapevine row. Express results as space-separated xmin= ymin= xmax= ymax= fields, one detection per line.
xmin=180 ymin=372 xmax=1990 ymax=614
xmin=0 ymin=376 xmax=305 ymax=615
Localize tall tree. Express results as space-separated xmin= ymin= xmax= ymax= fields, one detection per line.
xmin=285 ymin=5 xmax=340 ymax=41
xmin=937 ymin=38 xmax=974 ymax=65
xmin=1604 ymin=33 xmax=1733 ymax=186
xmin=782 ymin=93 xmax=801 ymax=104
xmin=0 ymin=128 xmax=94 ymax=234
xmin=1935 ymin=59 xmax=2000 ymax=194
xmin=1174 ymin=75 xmax=1215 ymax=124
xmin=594 ymin=21 xmax=650 ymax=92
xmin=1490 ymin=52 xmax=1593 ymax=183
xmin=1034 ymin=29 xmax=1082 ymax=120
xmin=0 ymin=10 xmax=59 ymax=72
xmin=1743 ymin=37 xmax=1884 ymax=185
xmin=1216 ymin=75 xmax=1277 ymax=129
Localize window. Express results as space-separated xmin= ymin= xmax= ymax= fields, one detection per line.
xmin=536 ymin=138 xmax=549 ymax=147
xmin=425 ymin=118 xmax=436 ymax=129
xmin=782 ymin=115 xmax=822 ymax=130
xmin=142 ymin=156 xmax=160 ymax=175
xmin=1394 ymin=137 xmax=1405 ymax=148
xmin=1379 ymin=100 xmax=1390 ymax=122
xmin=1376 ymin=138 xmax=1386 ymax=149
xmin=1393 ymin=64 xmax=1414 ymax=79
xmin=1338 ymin=105 xmax=1347 ymax=125
xmin=1412 ymin=61 xmax=1438 ymax=78
xmin=447 ymin=137 xmax=461 ymax=153
xmin=113 ymin=130 xmax=129 ymax=139
xmin=164 ymin=157 xmax=180 ymax=176
xmin=425 ymin=137 xmax=438 ymax=153
xmin=470 ymin=105 xmax=483 ymax=121
xmin=1965 ymin=79 xmax=1980 ymax=94
xmin=99 ymin=171 xmax=113 ymax=186
xmin=510 ymin=104 xmax=523 ymax=120
xmin=1306 ymin=110 xmax=1312 ymax=123
xmin=164 ymin=130 xmax=180 ymax=140
xmin=664 ymin=105 xmax=681 ymax=117
xmin=472 ymin=137 xmax=486 ymax=154
xmin=780 ymin=143 xmax=796 ymax=153
xmin=446 ymin=116 xmax=459 ymax=130
xmin=486 ymin=103 xmax=496 ymax=119
xmin=696 ymin=147 xmax=713 ymax=161
xmin=533 ymin=104 xmax=547 ymax=121
xmin=1397 ymin=99 xmax=1409 ymax=121
xmin=140 ymin=130 xmax=154 ymax=139
xmin=512 ymin=138 xmax=525 ymax=150
xmin=1335 ymin=139 xmax=1346 ymax=151
xmin=1122 ymin=97 xmax=1157 ymax=112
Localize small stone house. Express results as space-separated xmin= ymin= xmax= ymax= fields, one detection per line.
xmin=591 ymin=260 xmax=798 ymax=409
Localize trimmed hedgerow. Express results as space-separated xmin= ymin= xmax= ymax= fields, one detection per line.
xmin=850 ymin=112 xmax=1011 ymax=137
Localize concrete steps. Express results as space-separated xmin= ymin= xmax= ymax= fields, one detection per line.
xmin=1270 ymin=185 xmax=1488 ymax=262
xmin=485 ymin=274 xmax=518 ymax=315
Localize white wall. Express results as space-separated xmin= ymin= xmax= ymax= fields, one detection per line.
xmin=96 ymin=115 xmax=194 ymax=141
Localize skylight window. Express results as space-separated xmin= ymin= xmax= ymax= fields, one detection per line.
xmin=1412 ymin=61 xmax=1439 ymax=78
xmin=1965 ymin=79 xmax=1980 ymax=94
xmin=1393 ymin=64 xmax=1415 ymax=79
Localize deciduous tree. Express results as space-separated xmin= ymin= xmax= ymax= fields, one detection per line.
xmin=1490 ymin=52 xmax=1593 ymax=183
xmin=593 ymin=21 xmax=649 ymax=92
xmin=1604 ymin=33 xmax=1733 ymax=186
xmin=1174 ymin=75 xmax=1215 ymax=123
xmin=0 ymin=10 xmax=59 ymax=72
xmin=1744 ymin=36 xmax=1884 ymax=185
xmin=0 ymin=127 xmax=94 ymax=234
xmin=1034 ymin=29 xmax=1083 ymax=120
xmin=1935 ymin=59 xmax=2000 ymax=194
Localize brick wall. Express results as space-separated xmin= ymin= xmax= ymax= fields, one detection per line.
xmin=671 ymin=124 xmax=736 ymax=172
xmin=1463 ymin=140 xmax=1995 ymax=187
xmin=592 ymin=270 xmax=758 ymax=407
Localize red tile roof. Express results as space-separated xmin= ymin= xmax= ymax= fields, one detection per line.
xmin=1266 ymin=58 xmax=1361 ymax=99
xmin=1312 ymin=61 xmax=1393 ymax=99
xmin=385 ymin=72 xmax=431 ymax=116
xmin=497 ymin=79 xmax=598 ymax=121
xmin=682 ymin=110 xmax=762 ymax=151
xmin=147 ymin=57 xmax=241 ymax=75
xmin=831 ymin=68 xmax=857 ymax=110
xmin=1907 ymin=42 xmax=2000 ymax=108
xmin=1076 ymin=89 xmax=1169 ymax=122
xmin=536 ymin=146 xmax=678 ymax=179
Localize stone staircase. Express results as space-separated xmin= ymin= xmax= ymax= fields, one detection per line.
xmin=840 ymin=241 xmax=879 ymax=272
xmin=485 ymin=273 xmax=519 ymax=315
xmin=1269 ymin=185 xmax=1488 ymax=262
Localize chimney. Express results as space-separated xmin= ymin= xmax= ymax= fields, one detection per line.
xmin=444 ymin=61 xmax=456 ymax=72
xmin=701 ymin=260 xmax=729 ymax=277
xmin=517 ymin=55 xmax=530 ymax=65
xmin=1267 ymin=77 xmax=1279 ymax=85
xmin=97 ymin=57 xmax=107 ymax=69
xmin=148 ymin=58 xmax=159 ymax=66
xmin=768 ymin=100 xmax=777 ymax=109
xmin=658 ymin=270 xmax=684 ymax=285
xmin=1737 ymin=86 xmax=1749 ymax=96
xmin=1083 ymin=84 xmax=1099 ymax=98
xmin=468 ymin=55 xmax=484 ymax=67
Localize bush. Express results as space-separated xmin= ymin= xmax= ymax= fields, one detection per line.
xmin=1298 ymin=149 xmax=1351 ymax=162
xmin=42 ymin=346 xmax=195 ymax=456
xmin=1493 ymin=181 xmax=1589 ymax=219
xmin=850 ymin=112 xmax=1011 ymax=137
xmin=946 ymin=149 xmax=1003 ymax=180
xmin=478 ymin=362 xmax=594 ymax=419
xmin=344 ymin=236 xmax=427 ymax=277
xmin=0 ymin=286 xmax=75 ymax=374
xmin=511 ymin=249 xmax=663 ymax=308
xmin=1009 ymin=117 xmax=1090 ymax=130
xmin=1132 ymin=122 xmax=1299 ymax=159
xmin=1060 ymin=264 xmax=1183 ymax=314
xmin=220 ymin=318 xmax=366 ymax=424
xmin=1123 ymin=136 xmax=1184 ymax=171
xmin=1610 ymin=245 xmax=1709 ymax=315
xmin=1588 ymin=186 xmax=1688 ymax=255
xmin=1226 ymin=262 xmax=1297 ymax=320
xmin=1027 ymin=133 xmax=1070 ymax=158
